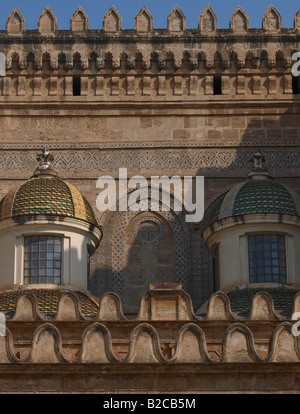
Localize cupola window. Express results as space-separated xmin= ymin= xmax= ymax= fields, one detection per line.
xmin=24 ymin=235 xmax=62 ymax=284
xmin=248 ymin=234 xmax=287 ymax=284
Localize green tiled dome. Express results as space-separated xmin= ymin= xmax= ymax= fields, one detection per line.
xmin=207 ymin=177 xmax=300 ymax=225
xmin=233 ymin=180 xmax=298 ymax=216
xmin=196 ymin=288 xmax=299 ymax=317
xmin=0 ymin=176 xmax=99 ymax=228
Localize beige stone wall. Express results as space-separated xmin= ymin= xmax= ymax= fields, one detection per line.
xmin=0 ymin=5 xmax=299 ymax=310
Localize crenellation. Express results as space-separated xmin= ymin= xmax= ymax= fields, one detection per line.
xmin=199 ymin=5 xmax=217 ymax=33
xmin=263 ymin=5 xmax=282 ymax=32
xmin=230 ymin=6 xmax=250 ymax=32
xmin=135 ymin=7 xmax=153 ymax=32
xmin=103 ymin=6 xmax=122 ymax=32
xmin=167 ymin=6 xmax=186 ymax=33
xmin=70 ymin=7 xmax=89 ymax=33
xmin=38 ymin=6 xmax=57 ymax=36
xmin=295 ymin=9 xmax=300 ymax=30
xmin=6 ymin=8 xmax=25 ymax=36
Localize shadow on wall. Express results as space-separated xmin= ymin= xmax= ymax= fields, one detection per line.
xmin=88 ymin=88 xmax=300 ymax=316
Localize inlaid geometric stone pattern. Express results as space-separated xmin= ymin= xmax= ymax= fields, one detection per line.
xmin=89 ymin=187 xmax=205 ymax=310
xmin=0 ymin=149 xmax=299 ymax=178
xmin=134 ymin=218 xmax=163 ymax=245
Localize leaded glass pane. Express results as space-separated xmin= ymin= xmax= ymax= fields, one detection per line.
xmin=24 ymin=236 xmax=62 ymax=284
xmin=248 ymin=234 xmax=287 ymax=284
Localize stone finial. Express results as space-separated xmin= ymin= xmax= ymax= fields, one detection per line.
xmin=38 ymin=6 xmax=57 ymax=35
xmin=70 ymin=7 xmax=89 ymax=32
xmin=6 ymin=8 xmax=25 ymax=35
xmin=103 ymin=6 xmax=122 ymax=32
xmin=32 ymin=146 xmax=57 ymax=177
xmin=199 ymin=5 xmax=217 ymax=32
xmin=135 ymin=7 xmax=153 ymax=32
xmin=263 ymin=5 xmax=282 ymax=31
xmin=167 ymin=6 xmax=186 ymax=32
xmin=230 ymin=6 xmax=250 ymax=32
xmin=250 ymin=148 xmax=267 ymax=172
xmin=295 ymin=9 xmax=300 ymax=29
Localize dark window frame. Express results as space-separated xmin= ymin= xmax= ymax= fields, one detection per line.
xmin=292 ymin=75 xmax=300 ymax=95
xmin=73 ymin=76 xmax=81 ymax=96
xmin=213 ymin=75 xmax=222 ymax=95
xmin=248 ymin=234 xmax=287 ymax=284
xmin=24 ymin=235 xmax=62 ymax=285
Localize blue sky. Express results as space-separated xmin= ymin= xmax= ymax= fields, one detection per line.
xmin=1 ymin=0 xmax=299 ymax=30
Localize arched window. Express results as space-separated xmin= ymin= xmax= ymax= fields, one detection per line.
xmin=248 ymin=234 xmax=287 ymax=284
xmin=24 ymin=236 xmax=62 ymax=284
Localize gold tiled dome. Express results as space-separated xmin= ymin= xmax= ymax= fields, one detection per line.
xmin=0 ymin=288 xmax=99 ymax=317
xmin=0 ymin=147 xmax=99 ymax=228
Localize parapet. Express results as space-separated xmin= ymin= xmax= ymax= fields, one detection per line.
xmin=0 ymin=5 xmax=298 ymax=100
xmin=3 ymin=5 xmax=300 ymax=34
xmin=0 ymin=286 xmax=300 ymax=393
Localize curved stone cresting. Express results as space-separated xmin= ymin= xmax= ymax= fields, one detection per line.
xmin=292 ymin=291 xmax=300 ymax=315
xmin=11 ymin=292 xmax=44 ymax=322
xmin=25 ymin=323 xmax=69 ymax=364
xmin=124 ymin=323 xmax=166 ymax=363
xmin=222 ymin=323 xmax=262 ymax=363
xmin=78 ymin=322 xmax=120 ymax=363
xmin=170 ymin=323 xmax=213 ymax=363
xmin=205 ymin=291 xmax=237 ymax=321
xmin=0 ymin=327 xmax=18 ymax=363
xmin=266 ymin=322 xmax=300 ymax=362
xmin=96 ymin=292 xmax=127 ymax=321
xmin=55 ymin=292 xmax=86 ymax=321
xmin=1 ymin=321 xmax=300 ymax=364
xmin=249 ymin=291 xmax=282 ymax=321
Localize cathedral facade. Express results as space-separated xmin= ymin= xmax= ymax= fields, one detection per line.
xmin=0 ymin=5 xmax=299 ymax=393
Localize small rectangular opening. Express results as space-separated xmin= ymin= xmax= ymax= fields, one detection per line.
xmin=292 ymin=75 xmax=300 ymax=95
xmin=73 ymin=76 xmax=81 ymax=96
xmin=213 ymin=75 xmax=222 ymax=95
